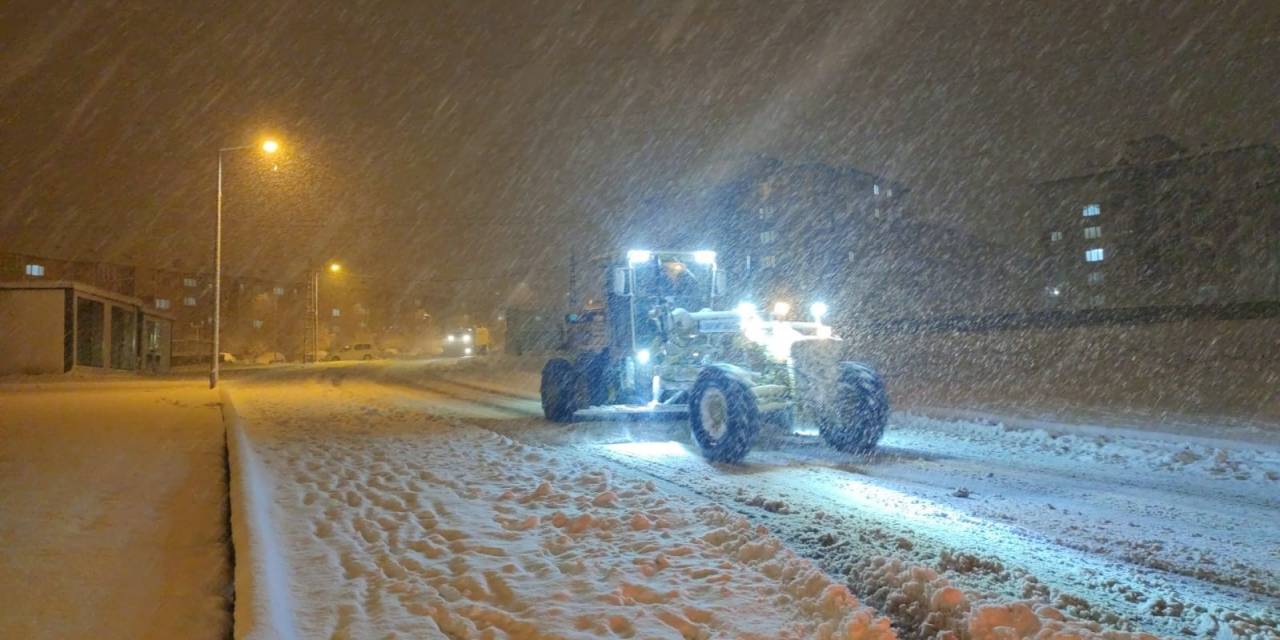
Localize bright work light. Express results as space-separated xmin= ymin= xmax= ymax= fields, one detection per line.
xmin=810 ymin=301 xmax=829 ymax=320
xmin=627 ymin=249 xmax=652 ymax=265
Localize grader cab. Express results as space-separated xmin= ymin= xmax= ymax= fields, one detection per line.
xmin=540 ymin=249 xmax=888 ymax=463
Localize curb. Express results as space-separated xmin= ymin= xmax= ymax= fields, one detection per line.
xmin=219 ymin=387 xmax=299 ymax=640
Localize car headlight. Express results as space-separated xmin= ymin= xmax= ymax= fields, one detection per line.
xmin=464 ymin=347 xmax=473 ymax=355
xmin=462 ymin=334 xmax=472 ymax=343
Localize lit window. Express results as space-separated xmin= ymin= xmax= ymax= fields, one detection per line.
xmin=1084 ymin=248 xmax=1105 ymax=262
xmin=759 ymin=230 xmax=776 ymax=244
xmin=1088 ymin=271 xmax=1104 ymax=285
xmin=332 ymin=308 xmax=341 ymax=317
xmin=1090 ymin=294 xmax=1106 ymax=306
xmin=184 ymin=296 xmax=197 ymax=306
xmin=24 ymin=264 xmax=45 ymax=277
xmin=155 ymin=298 xmax=171 ymax=310
xmin=1049 ymin=231 xmax=1063 ymax=242
xmin=873 ymin=184 xmax=881 ymax=195
xmin=252 ymin=319 xmax=264 ymax=329
xmin=762 ymin=255 xmax=777 ymax=268
xmin=1083 ymin=203 xmax=1101 ymax=217
xmin=1083 ymin=226 xmax=1101 ymax=239
xmin=273 ymin=286 xmax=285 ymax=296
xmin=183 ymin=277 xmax=197 ymax=287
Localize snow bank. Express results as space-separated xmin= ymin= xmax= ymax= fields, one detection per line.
xmin=228 ymin=380 xmax=896 ymax=639
xmin=896 ymin=412 xmax=1280 ymax=485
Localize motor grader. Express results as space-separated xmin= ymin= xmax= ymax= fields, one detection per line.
xmin=540 ymin=249 xmax=889 ymax=463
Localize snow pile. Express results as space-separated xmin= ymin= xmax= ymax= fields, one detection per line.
xmin=230 ymin=380 xmax=895 ymax=639
xmin=897 ymin=413 xmax=1280 ymax=484
xmin=849 ymin=558 xmax=1162 ymax=640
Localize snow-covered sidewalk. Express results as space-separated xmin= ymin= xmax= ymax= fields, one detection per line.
xmin=227 ymin=378 xmax=895 ymax=639
xmin=0 ymin=379 xmax=231 ymax=640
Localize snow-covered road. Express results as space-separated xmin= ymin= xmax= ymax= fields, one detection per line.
xmin=227 ymin=360 xmax=1279 ymax=639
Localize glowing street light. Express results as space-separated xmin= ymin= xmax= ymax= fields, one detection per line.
xmin=307 ymin=262 xmax=344 ymax=364
xmin=211 ymin=136 xmax=283 ymax=388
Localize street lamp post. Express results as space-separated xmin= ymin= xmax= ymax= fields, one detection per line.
xmin=211 ymin=139 xmax=279 ymax=388
xmin=307 ymin=262 xmax=341 ymax=363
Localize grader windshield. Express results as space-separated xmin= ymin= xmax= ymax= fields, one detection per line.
xmin=627 ymin=250 xmax=718 ymax=312
xmin=617 ymin=250 xmax=722 ymax=356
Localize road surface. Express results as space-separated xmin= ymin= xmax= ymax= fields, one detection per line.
xmin=228 ymin=359 xmax=1279 ymax=639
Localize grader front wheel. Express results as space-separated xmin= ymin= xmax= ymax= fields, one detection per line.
xmin=688 ymin=367 xmax=761 ymax=464
xmin=816 ymin=362 xmax=889 ymax=454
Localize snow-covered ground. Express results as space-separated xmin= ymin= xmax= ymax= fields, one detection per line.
xmin=0 ymin=379 xmax=231 ymax=640
xmin=226 ymin=374 xmax=899 ymax=639
xmin=5 ymin=359 xmax=1272 ymax=639
xmin=285 ymin=357 xmax=1277 ymax=639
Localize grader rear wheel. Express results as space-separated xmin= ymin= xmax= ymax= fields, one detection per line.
xmin=540 ymin=358 xmax=581 ymax=422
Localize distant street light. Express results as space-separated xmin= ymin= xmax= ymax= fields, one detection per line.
xmin=211 ymin=137 xmax=281 ymax=389
xmin=307 ymin=262 xmax=342 ymax=364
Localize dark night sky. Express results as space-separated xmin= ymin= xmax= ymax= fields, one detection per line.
xmin=3 ymin=1 xmax=1278 ymax=298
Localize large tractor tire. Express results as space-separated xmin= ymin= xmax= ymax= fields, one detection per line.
xmin=575 ymin=351 xmax=612 ymax=407
xmin=688 ymin=366 xmax=761 ymax=463
xmin=816 ymin=362 xmax=889 ymax=454
xmin=540 ymin=358 xmax=581 ymax=422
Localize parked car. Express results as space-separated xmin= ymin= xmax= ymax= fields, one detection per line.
xmin=329 ymin=343 xmax=379 ymax=361
xmin=252 ymin=351 xmax=287 ymax=365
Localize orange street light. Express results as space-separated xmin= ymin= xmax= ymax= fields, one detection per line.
xmin=211 ymin=135 xmax=284 ymax=389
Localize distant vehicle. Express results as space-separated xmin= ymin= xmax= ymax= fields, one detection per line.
xmin=442 ymin=328 xmax=476 ymax=357
xmin=328 ymin=343 xmax=379 ymax=361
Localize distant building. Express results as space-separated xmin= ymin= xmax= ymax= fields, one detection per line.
xmin=711 ymin=160 xmax=1030 ymax=323
xmin=0 ymin=253 xmax=308 ymax=362
xmin=714 ymin=162 xmax=908 ymax=315
xmin=1034 ymin=138 xmax=1280 ymax=309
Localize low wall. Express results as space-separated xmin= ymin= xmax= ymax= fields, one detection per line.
xmin=0 ymin=288 xmax=67 ymax=375
xmin=841 ymin=317 xmax=1278 ymax=427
